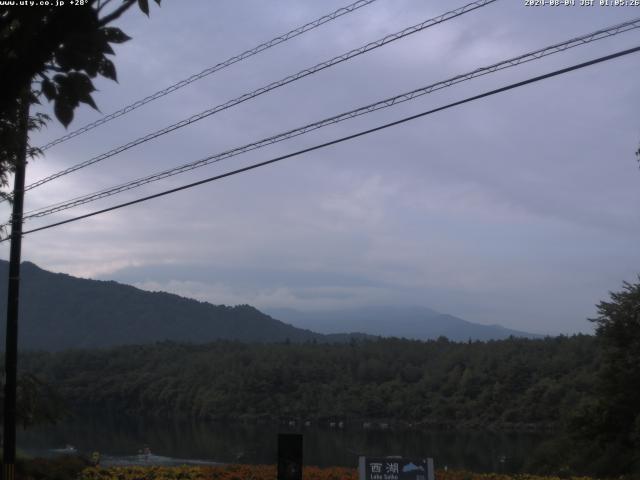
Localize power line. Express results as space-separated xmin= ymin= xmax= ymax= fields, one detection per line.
xmin=20 ymin=17 xmax=640 ymax=221
xmin=38 ymin=0 xmax=380 ymax=152
xmin=11 ymin=44 xmax=640 ymax=241
xmin=22 ymin=0 xmax=497 ymax=194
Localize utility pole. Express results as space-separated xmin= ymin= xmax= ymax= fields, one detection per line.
xmin=3 ymin=94 xmax=29 ymax=480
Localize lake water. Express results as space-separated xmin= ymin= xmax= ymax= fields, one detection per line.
xmin=17 ymin=416 xmax=546 ymax=472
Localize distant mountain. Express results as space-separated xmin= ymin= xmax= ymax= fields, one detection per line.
xmin=0 ymin=261 xmax=539 ymax=350
xmin=0 ymin=261 xmax=366 ymax=351
xmin=265 ymin=305 xmax=541 ymax=341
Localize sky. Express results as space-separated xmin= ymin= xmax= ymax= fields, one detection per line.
xmin=2 ymin=0 xmax=640 ymax=335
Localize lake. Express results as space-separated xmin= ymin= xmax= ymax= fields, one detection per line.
xmin=17 ymin=416 xmax=547 ymax=472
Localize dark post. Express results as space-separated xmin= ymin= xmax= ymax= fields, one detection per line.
xmin=277 ymin=433 xmax=303 ymax=480
xmin=2 ymin=96 xmax=29 ymax=480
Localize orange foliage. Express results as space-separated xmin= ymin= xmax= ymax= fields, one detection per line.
xmin=80 ymin=464 xmax=358 ymax=480
xmin=79 ymin=465 xmax=597 ymax=480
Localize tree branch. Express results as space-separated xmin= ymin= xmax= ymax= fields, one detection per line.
xmin=98 ymin=0 xmax=136 ymax=26
xmin=97 ymin=0 xmax=117 ymax=13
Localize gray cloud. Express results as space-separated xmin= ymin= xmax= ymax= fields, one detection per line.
xmin=3 ymin=0 xmax=639 ymax=335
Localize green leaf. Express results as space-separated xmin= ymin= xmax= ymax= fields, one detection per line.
xmin=102 ymin=27 xmax=131 ymax=44
xmin=138 ymin=0 xmax=149 ymax=16
xmin=64 ymin=72 xmax=95 ymax=93
xmin=54 ymin=36 xmax=94 ymax=71
xmin=65 ymin=73 xmax=98 ymax=110
xmin=54 ymin=99 xmax=74 ymax=128
xmin=79 ymin=93 xmax=98 ymax=111
xmin=84 ymin=54 xmax=101 ymax=77
xmin=53 ymin=74 xmax=67 ymax=84
xmin=53 ymin=72 xmax=97 ymax=117
xmin=41 ymin=78 xmax=56 ymax=101
xmin=101 ymin=41 xmax=115 ymax=55
xmin=98 ymin=58 xmax=117 ymax=82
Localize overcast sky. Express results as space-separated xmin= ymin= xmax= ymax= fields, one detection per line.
xmin=3 ymin=0 xmax=639 ymax=335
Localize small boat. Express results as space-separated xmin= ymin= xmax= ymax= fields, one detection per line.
xmin=51 ymin=444 xmax=77 ymax=454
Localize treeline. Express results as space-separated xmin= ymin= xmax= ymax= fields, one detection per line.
xmin=19 ymin=335 xmax=598 ymax=430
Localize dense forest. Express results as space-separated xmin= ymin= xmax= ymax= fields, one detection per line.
xmin=7 ymin=279 xmax=639 ymax=475
xmin=18 ymin=335 xmax=597 ymax=430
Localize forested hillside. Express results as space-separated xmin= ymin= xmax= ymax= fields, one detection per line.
xmin=0 ymin=261 xmax=336 ymax=349
xmin=1 ymin=261 xmax=532 ymax=349
xmin=19 ymin=335 xmax=597 ymax=430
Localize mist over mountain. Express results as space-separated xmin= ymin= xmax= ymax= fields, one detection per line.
xmin=266 ymin=305 xmax=541 ymax=341
xmin=0 ymin=261 xmax=341 ymax=350
xmin=0 ymin=261 xmax=539 ymax=351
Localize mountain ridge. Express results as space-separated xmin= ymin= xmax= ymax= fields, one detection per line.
xmin=265 ymin=305 xmax=541 ymax=341
xmin=0 ymin=261 xmax=334 ymax=350
xmin=0 ymin=260 xmax=539 ymax=350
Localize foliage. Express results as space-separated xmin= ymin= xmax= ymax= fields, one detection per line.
xmin=565 ymin=279 xmax=640 ymax=475
xmin=79 ymin=464 xmax=356 ymax=480
xmin=437 ymin=472 xmax=597 ymax=480
xmin=19 ymin=335 xmax=598 ymax=430
xmin=15 ymin=455 xmax=90 ymax=480
xmin=0 ymin=0 xmax=160 ymax=196
xmin=75 ymin=465 xmax=608 ymax=480
xmin=0 ymin=261 xmax=356 ymax=349
xmin=590 ymin=279 xmax=640 ymax=441
xmin=0 ymin=95 xmax=48 ymax=202
xmin=0 ymin=372 xmax=66 ymax=428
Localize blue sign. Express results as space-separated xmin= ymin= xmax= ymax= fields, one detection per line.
xmin=358 ymin=457 xmax=434 ymax=480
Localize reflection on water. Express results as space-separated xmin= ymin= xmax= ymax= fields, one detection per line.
xmin=100 ymin=454 xmax=221 ymax=467
xmin=17 ymin=416 xmax=545 ymax=472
